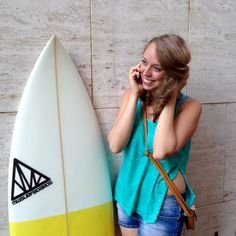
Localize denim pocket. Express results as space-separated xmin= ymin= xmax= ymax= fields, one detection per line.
xmin=158 ymin=196 xmax=183 ymax=220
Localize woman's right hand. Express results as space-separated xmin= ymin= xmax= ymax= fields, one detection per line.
xmin=128 ymin=62 xmax=143 ymax=96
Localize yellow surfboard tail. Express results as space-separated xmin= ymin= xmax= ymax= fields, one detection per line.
xmin=10 ymin=201 xmax=114 ymax=236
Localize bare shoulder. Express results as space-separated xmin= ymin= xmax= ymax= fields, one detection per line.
xmin=179 ymin=97 xmax=202 ymax=115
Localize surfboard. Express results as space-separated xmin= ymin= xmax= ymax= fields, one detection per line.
xmin=8 ymin=36 xmax=114 ymax=236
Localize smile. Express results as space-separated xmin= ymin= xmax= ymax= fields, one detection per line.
xmin=142 ymin=77 xmax=155 ymax=85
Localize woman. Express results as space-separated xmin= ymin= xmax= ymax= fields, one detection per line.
xmin=108 ymin=34 xmax=202 ymax=236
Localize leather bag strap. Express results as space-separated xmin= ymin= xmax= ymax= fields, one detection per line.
xmin=141 ymin=101 xmax=193 ymax=217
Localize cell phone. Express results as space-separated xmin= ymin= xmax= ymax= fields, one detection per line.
xmin=136 ymin=72 xmax=141 ymax=82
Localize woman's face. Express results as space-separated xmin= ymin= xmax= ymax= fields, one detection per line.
xmin=140 ymin=42 xmax=166 ymax=91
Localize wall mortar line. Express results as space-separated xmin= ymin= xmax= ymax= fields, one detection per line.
xmin=187 ymin=0 xmax=191 ymax=96
xmin=223 ymin=103 xmax=229 ymax=200
xmin=89 ymin=0 xmax=94 ymax=104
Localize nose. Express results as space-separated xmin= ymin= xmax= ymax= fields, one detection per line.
xmin=143 ymin=65 xmax=152 ymax=77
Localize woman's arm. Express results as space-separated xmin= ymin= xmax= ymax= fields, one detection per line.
xmin=153 ymin=95 xmax=202 ymax=160
xmin=108 ymin=89 xmax=139 ymax=153
xmin=108 ymin=63 xmax=143 ymax=153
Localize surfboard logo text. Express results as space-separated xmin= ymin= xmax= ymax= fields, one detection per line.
xmin=11 ymin=158 xmax=53 ymax=205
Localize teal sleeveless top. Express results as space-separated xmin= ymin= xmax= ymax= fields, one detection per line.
xmin=115 ymin=93 xmax=195 ymax=223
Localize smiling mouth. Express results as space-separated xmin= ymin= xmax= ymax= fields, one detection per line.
xmin=142 ymin=77 xmax=155 ymax=85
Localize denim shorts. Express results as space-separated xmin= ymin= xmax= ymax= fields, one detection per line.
xmin=116 ymin=193 xmax=185 ymax=236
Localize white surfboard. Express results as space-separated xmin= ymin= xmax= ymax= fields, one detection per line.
xmin=8 ymin=36 xmax=114 ymax=236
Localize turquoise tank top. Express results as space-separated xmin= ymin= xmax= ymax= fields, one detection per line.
xmin=115 ymin=93 xmax=195 ymax=223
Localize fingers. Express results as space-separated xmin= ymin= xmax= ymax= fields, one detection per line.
xmin=129 ymin=68 xmax=140 ymax=80
xmin=130 ymin=62 xmax=141 ymax=72
xmin=129 ymin=62 xmax=141 ymax=77
xmin=128 ymin=63 xmax=144 ymax=95
xmin=135 ymin=62 xmax=142 ymax=71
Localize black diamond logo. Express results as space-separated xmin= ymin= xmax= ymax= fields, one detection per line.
xmin=11 ymin=158 xmax=53 ymax=205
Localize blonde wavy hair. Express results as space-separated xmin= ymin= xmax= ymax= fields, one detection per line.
xmin=141 ymin=34 xmax=191 ymax=121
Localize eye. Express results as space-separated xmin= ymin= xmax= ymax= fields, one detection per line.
xmin=153 ymin=67 xmax=162 ymax=72
xmin=141 ymin=59 xmax=148 ymax=66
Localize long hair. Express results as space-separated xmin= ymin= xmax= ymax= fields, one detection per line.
xmin=141 ymin=34 xmax=191 ymax=121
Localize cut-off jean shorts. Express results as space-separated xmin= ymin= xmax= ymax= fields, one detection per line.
xmin=116 ymin=193 xmax=186 ymax=236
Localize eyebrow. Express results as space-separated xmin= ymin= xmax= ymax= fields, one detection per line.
xmin=142 ymin=56 xmax=161 ymax=67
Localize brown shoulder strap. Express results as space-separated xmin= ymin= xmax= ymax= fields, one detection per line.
xmin=141 ymin=101 xmax=193 ymax=217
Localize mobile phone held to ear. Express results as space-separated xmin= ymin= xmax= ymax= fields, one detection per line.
xmin=136 ymin=72 xmax=141 ymax=83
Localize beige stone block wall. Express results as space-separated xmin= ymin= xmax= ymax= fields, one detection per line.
xmin=1 ymin=0 xmax=236 ymax=235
